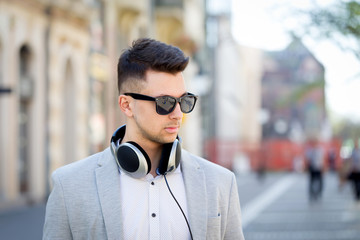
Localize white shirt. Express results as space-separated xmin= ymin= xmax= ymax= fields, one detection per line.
xmin=119 ymin=165 xmax=191 ymax=240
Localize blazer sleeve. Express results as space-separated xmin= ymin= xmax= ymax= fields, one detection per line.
xmin=43 ymin=171 xmax=73 ymax=240
xmin=224 ymin=173 xmax=245 ymax=240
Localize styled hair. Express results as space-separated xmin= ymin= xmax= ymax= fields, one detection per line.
xmin=117 ymin=38 xmax=189 ymax=94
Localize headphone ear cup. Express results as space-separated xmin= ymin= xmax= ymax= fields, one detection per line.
xmin=157 ymin=139 xmax=181 ymax=175
xmin=116 ymin=141 xmax=151 ymax=178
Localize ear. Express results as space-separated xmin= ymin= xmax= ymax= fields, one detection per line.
xmin=118 ymin=95 xmax=133 ymax=117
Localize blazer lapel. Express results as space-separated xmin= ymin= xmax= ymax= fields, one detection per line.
xmin=95 ymin=148 xmax=123 ymax=239
xmin=181 ymin=150 xmax=208 ymax=239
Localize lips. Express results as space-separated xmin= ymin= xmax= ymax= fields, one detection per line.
xmin=165 ymin=125 xmax=180 ymax=134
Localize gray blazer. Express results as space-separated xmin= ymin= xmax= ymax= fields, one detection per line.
xmin=43 ymin=148 xmax=245 ymax=240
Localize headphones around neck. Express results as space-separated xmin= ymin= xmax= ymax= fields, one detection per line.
xmin=110 ymin=125 xmax=181 ymax=178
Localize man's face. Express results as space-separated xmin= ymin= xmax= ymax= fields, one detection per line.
xmin=130 ymin=70 xmax=186 ymax=145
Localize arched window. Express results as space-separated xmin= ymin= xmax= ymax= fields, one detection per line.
xmin=0 ymin=40 xmax=3 ymax=85
xmin=0 ymin=40 xmax=4 ymax=199
xmin=18 ymin=45 xmax=33 ymax=194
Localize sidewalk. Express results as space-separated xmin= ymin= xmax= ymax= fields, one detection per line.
xmin=239 ymin=171 xmax=360 ymax=240
xmin=0 ymin=203 xmax=46 ymax=240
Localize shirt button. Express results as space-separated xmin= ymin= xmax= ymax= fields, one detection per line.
xmin=152 ymin=213 xmax=156 ymax=218
xmin=151 ymin=182 xmax=155 ymax=185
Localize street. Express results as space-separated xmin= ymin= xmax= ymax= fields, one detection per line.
xmin=0 ymin=203 xmax=45 ymax=240
xmin=239 ymin=172 xmax=360 ymax=240
xmin=0 ymin=172 xmax=359 ymax=240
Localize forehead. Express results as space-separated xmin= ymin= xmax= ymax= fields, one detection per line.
xmin=142 ymin=70 xmax=186 ymax=96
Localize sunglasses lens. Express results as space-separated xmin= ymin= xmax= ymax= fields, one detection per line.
xmin=155 ymin=95 xmax=197 ymax=115
xmin=156 ymin=96 xmax=176 ymax=115
xmin=180 ymin=96 xmax=196 ymax=113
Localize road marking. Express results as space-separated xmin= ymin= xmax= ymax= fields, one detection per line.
xmin=241 ymin=174 xmax=298 ymax=228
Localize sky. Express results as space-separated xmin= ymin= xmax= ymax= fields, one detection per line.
xmin=231 ymin=0 xmax=360 ymax=123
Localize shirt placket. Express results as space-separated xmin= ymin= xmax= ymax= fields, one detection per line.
xmin=149 ymin=179 xmax=160 ymax=240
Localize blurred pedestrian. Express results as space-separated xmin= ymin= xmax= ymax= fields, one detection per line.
xmin=256 ymin=145 xmax=267 ymax=182
xmin=338 ymin=157 xmax=352 ymax=190
xmin=305 ymin=138 xmax=325 ymax=201
xmin=349 ymin=139 xmax=360 ymax=201
xmin=338 ymin=141 xmax=353 ymax=189
xmin=43 ymin=38 xmax=245 ymax=239
xmin=327 ymin=148 xmax=336 ymax=172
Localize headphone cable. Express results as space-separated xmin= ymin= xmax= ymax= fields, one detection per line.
xmin=164 ymin=173 xmax=194 ymax=240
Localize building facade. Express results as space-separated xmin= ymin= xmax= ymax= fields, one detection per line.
xmin=262 ymin=39 xmax=327 ymax=142
xmin=260 ymin=38 xmax=330 ymax=171
xmin=203 ymin=13 xmax=263 ymax=170
xmin=0 ymin=0 xmax=206 ymax=209
xmin=0 ymin=0 xmax=93 ymax=207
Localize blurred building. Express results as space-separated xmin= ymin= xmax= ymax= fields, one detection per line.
xmin=202 ymin=6 xmax=330 ymax=171
xmin=260 ymin=38 xmax=329 ymax=170
xmin=0 ymin=0 xmax=205 ymax=209
xmin=203 ymin=5 xmax=263 ymax=170
xmin=0 ymin=0 xmax=93 ymax=207
xmin=262 ymin=38 xmax=326 ymax=141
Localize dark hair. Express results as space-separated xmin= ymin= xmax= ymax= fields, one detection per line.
xmin=117 ymin=38 xmax=189 ymax=94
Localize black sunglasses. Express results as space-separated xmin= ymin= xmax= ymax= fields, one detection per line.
xmin=124 ymin=92 xmax=198 ymax=115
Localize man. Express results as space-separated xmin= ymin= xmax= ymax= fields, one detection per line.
xmin=305 ymin=138 xmax=325 ymax=201
xmin=349 ymin=139 xmax=360 ymax=201
xmin=43 ymin=38 xmax=245 ymax=240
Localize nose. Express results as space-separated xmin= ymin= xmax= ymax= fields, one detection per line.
xmin=169 ymin=102 xmax=183 ymax=120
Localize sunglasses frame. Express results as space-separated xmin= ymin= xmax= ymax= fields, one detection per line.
xmin=124 ymin=92 xmax=198 ymax=115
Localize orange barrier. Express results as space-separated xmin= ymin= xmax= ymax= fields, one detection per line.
xmin=204 ymin=138 xmax=342 ymax=171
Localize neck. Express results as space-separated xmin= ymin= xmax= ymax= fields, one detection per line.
xmin=142 ymin=142 xmax=163 ymax=177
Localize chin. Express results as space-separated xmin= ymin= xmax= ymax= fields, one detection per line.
xmin=162 ymin=135 xmax=177 ymax=144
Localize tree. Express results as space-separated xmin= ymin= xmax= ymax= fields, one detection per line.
xmin=293 ymin=0 xmax=360 ymax=59
xmin=333 ymin=118 xmax=360 ymax=140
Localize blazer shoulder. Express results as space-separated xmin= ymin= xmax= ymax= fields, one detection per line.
xmin=52 ymin=148 xmax=110 ymax=180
